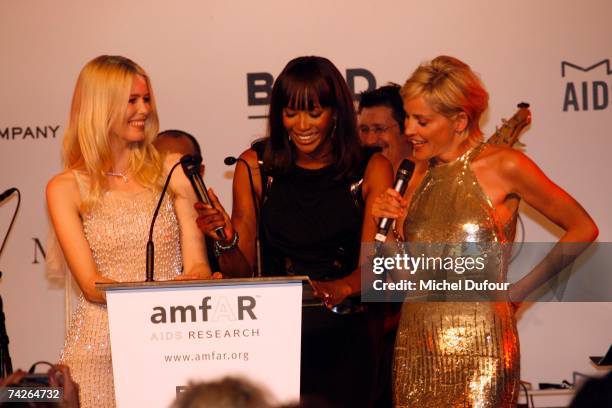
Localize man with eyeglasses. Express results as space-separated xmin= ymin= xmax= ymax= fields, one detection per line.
xmin=358 ymin=84 xmax=413 ymax=175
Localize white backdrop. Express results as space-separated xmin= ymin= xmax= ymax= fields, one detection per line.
xmin=0 ymin=0 xmax=611 ymax=388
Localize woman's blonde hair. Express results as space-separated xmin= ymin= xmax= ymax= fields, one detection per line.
xmin=401 ymin=55 xmax=488 ymax=137
xmin=62 ymin=55 xmax=162 ymax=210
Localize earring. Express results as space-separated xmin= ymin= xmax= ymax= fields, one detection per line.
xmin=331 ymin=118 xmax=338 ymax=139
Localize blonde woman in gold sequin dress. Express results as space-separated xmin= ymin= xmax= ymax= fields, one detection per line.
xmin=372 ymin=56 xmax=598 ymax=407
xmin=46 ymin=55 xmax=211 ymax=407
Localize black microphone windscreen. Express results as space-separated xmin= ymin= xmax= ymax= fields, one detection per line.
xmin=180 ymin=155 xmax=202 ymax=175
xmin=224 ymin=156 xmax=238 ymax=166
xmin=397 ymin=159 xmax=415 ymax=179
xmin=398 ymin=159 xmax=415 ymax=172
xmin=0 ymin=188 xmax=17 ymax=202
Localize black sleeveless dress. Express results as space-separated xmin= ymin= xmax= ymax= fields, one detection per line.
xmin=258 ymin=146 xmax=378 ymax=407
xmin=260 ymin=163 xmax=363 ymax=281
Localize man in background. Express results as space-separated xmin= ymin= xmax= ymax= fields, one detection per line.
xmin=358 ymin=84 xmax=412 ymax=175
xmin=154 ymin=129 xmax=202 ymax=157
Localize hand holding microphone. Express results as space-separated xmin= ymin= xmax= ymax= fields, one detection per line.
xmin=180 ymin=155 xmax=229 ymax=242
xmin=373 ymin=159 xmax=415 ymax=244
xmin=372 ymin=189 xmax=408 ymax=224
xmin=194 ymin=188 xmax=235 ymax=244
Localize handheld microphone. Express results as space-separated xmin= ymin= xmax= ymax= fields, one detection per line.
xmin=180 ymin=155 xmax=226 ymax=241
xmin=0 ymin=188 xmax=17 ymax=203
xmin=375 ymin=159 xmax=415 ymax=244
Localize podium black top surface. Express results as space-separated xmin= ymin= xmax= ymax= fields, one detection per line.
xmin=96 ymin=276 xmax=309 ymax=292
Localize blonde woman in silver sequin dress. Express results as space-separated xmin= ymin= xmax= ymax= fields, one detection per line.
xmin=372 ymin=56 xmax=598 ymax=407
xmin=46 ymin=55 xmax=211 ymax=407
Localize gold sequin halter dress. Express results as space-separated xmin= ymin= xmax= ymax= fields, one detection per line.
xmin=59 ymin=172 xmax=182 ymax=407
xmin=394 ymin=144 xmax=520 ymax=407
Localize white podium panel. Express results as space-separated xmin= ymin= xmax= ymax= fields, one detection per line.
xmin=104 ymin=279 xmax=302 ymax=407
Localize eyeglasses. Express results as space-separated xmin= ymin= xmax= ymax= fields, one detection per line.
xmin=358 ymin=123 xmax=399 ymax=135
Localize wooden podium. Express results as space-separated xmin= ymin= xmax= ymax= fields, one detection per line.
xmin=98 ymin=276 xmax=306 ymax=407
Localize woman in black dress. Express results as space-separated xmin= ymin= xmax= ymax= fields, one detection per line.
xmin=196 ymin=56 xmax=392 ymax=407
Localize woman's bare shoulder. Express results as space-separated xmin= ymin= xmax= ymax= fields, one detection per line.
xmin=46 ymin=170 xmax=83 ymax=208
xmin=366 ymin=152 xmax=393 ymax=176
xmin=238 ymin=148 xmax=260 ymax=168
xmin=47 ymin=170 xmax=80 ymax=193
xmin=474 ymin=144 xmax=548 ymax=191
xmin=364 ymin=152 xmax=393 ymax=195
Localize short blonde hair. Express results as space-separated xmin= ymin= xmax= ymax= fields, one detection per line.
xmin=62 ymin=55 xmax=161 ymax=210
xmin=401 ymin=55 xmax=488 ymax=136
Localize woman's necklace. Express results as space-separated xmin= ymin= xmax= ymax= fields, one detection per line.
xmin=106 ymin=170 xmax=129 ymax=183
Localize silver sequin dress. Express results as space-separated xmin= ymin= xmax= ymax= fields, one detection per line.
xmin=59 ymin=173 xmax=182 ymax=407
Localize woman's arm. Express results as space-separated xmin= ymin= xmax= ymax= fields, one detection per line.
xmin=195 ymin=149 xmax=261 ymax=277
xmin=46 ymin=172 xmax=115 ymax=303
xmin=312 ymin=153 xmax=394 ymax=306
xmin=499 ymin=150 xmax=599 ymax=301
xmin=166 ymin=154 xmax=212 ymax=279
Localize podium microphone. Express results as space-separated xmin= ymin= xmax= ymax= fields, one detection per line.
xmin=181 ymin=155 xmax=226 ymax=241
xmin=223 ymin=156 xmax=259 ymax=214
xmin=0 ymin=188 xmax=17 ymax=204
xmin=0 ymin=187 xmax=18 ymax=376
xmin=146 ymin=162 xmax=181 ymax=282
xmin=224 ymin=155 xmax=262 ymax=277
xmin=374 ymin=159 xmax=415 ymax=245
xmin=0 ymin=187 xmax=20 ymax=261
xmin=223 ymin=156 xmax=238 ymax=166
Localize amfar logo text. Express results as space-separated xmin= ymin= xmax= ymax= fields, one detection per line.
xmin=150 ymin=296 xmax=257 ymax=324
xmin=562 ymin=59 xmax=611 ymax=111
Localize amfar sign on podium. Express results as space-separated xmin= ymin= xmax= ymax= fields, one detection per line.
xmin=104 ymin=279 xmax=303 ymax=407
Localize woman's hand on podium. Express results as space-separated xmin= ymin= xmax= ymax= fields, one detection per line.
xmin=174 ymin=273 xmax=202 ymax=281
xmin=175 ymin=264 xmax=212 ymax=280
xmin=194 ymin=188 xmax=235 ymax=243
xmin=311 ymin=279 xmax=353 ymax=309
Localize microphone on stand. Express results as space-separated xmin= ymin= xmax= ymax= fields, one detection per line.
xmin=0 ymin=187 xmax=20 ymax=264
xmin=181 ymin=155 xmax=226 ymax=241
xmin=146 ymin=162 xmax=182 ymax=282
xmin=0 ymin=187 xmax=18 ymax=376
xmin=224 ymin=155 xmax=262 ymax=277
xmin=375 ymin=159 xmax=415 ymax=245
xmin=0 ymin=188 xmax=17 ymax=203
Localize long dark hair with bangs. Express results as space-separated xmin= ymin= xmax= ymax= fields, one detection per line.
xmin=262 ymin=56 xmax=362 ymax=179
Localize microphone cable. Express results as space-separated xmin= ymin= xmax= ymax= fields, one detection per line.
xmin=0 ymin=188 xmax=20 ymax=264
xmin=146 ymin=163 xmax=181 ymax=282
xmin=224 ymin=156 xmax=261 ymax=277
